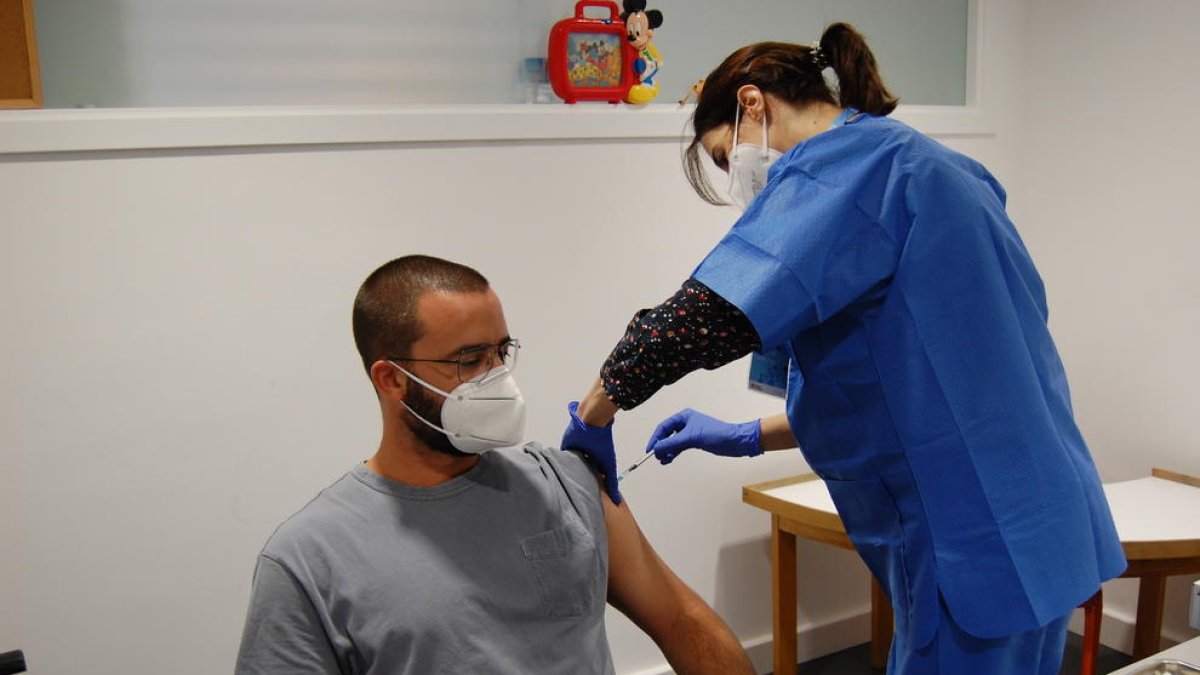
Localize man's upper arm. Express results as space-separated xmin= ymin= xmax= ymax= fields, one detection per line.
xmin=235 ymin=555 xmax=343 ymax=675
xmin=600 ymin=488 xmax=699 ymax=636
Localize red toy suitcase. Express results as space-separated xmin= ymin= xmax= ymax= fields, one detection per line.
xmin=547 ymin=0 xmax=636 ymax=104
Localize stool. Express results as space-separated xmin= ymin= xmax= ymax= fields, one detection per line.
xmin=1079 ymin=590 xmax=1103 ymax=675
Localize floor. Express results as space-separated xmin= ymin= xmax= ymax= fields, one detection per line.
xmin=777 ymin=632 xmax=1137 ymax=674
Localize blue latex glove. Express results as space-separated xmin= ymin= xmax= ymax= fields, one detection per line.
xmin=646 ymin=408 xmax=763 ymax=465
xmin=561 ymin=401 xmax=621 ymax=505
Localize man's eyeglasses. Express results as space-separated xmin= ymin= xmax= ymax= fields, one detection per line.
xmin=388 ymin=338 xmax=520 ymax=384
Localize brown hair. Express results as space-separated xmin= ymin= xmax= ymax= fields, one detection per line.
xmin=351 ymin=255 xmax=490 ymax=374
xmin=684 ymin=22 xmax=898 ymax=204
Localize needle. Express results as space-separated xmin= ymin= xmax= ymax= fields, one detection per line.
xmin=618 ymin=452 xmax=655 ymax=482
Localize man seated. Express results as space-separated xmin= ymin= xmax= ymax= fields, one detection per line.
xmin=235 ymin=255 xmax=754 ymax=675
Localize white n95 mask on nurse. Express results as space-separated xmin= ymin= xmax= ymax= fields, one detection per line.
xmin=727 ymin=104 xmax=784 ymax=211
xmin=393 ymin=364 xmax=527 ymax=454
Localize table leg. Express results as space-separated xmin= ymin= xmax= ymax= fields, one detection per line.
xmin=772 ymin=515 xmax=798 ymax=675
xmin=869 ymin=577 xmax=893 ymax=669
xmin=1132 ymin=573 xmax=1167 ymax=659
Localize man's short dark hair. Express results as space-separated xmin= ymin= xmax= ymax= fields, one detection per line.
xmin=352 ymin=255 xmax=490 ymax=374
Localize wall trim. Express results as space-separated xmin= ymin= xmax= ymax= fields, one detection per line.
xmin=623 ymin=602 xmax=1139 ymax=675
xmin=0 ymin=104 xmax=994 ymax=156
xmin=625 ymin=608 xmax=872 ymax=675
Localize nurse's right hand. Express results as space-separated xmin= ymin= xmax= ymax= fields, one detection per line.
xmin=646 ymin=409 xmax=763 ymax=465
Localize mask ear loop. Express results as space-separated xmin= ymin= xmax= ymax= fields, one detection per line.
xmin=400 ymin=400 xmax=460 ymax=439
xmin=727 ymin=104 xmax=742 ymax=197
xmin=391 ymin=362 xmax=457 ymax=400
xmin=400 ymin=397 xmax=510 ymax=449
xmin=389 ymin=362 xmax=469 ymax=441
xmin=760 ymin=106 xmax=771 ymax=163
xmin=393 ymin=361 xmax=512 ymax=395
xmin=732 ymin=103 xmax=742 ymax=148
xmin=395 ymin=363 xmax=521 ymax=449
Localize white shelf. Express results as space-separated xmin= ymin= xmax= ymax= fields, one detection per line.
xmin=0 ymin=103 xmax=994 ymax=155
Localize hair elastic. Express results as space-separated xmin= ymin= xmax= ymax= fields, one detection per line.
xmin=809 ymin=41 xmax=828 ymax=70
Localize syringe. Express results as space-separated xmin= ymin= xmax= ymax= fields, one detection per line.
xmin=618 ymin=452 xmax=656 ymax=482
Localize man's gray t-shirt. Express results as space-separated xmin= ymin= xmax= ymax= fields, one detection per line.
xmin=235 ymin=443 xmax=613 ymax=675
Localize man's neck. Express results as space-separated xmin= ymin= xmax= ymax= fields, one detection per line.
xmin=365 ymin=440 xmax=480 ymax=487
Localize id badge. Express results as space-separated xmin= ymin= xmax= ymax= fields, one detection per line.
xmin=748 ymin=347 xmax=790 ymax=399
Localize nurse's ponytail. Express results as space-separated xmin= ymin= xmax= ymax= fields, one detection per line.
xmin=819 ymin=22 xmax=898 ymax=116
xmin=684 ymin=22 xmax=898 ymax=204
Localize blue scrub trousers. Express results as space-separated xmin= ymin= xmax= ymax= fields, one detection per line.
xmin=890 ymin=596 xmax=1071 ymax=675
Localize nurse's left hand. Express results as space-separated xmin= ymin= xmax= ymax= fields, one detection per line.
xmin=562 ymin=400 xmax=622 ymax=505
xmin=647 ymin=408 xmax=763 ymax=465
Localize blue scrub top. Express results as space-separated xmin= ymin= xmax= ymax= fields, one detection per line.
xmin=693 ymin=114 xmax=1126 ymax=646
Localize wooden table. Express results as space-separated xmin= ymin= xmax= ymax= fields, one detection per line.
xmin=742 ymin=473 xmax=892 ymax=675
xmin=743 ymin=468 xmax=1200 ymax=674
xmin=1104 ymin=469 xmax=1200 ymax=658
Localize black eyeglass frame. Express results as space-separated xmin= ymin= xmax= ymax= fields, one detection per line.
xmin=387 ymin=338 xmax=520 ymax=384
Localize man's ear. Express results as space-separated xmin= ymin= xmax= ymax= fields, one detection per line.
xmin=735 ymin=84 xmax=765 ymax=122
xmin=370 ymin=360 xmax=407 ymax=401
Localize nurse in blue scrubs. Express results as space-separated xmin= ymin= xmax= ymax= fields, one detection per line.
xmin=561 ymin=21 xmax=1127 ymax=675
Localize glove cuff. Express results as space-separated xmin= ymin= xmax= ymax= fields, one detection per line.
xmin=737 ymin=419 xmax=764 ymax=457
xmin=567 ymin=400 xmax=613 ymax=432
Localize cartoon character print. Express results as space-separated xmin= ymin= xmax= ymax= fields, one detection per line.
xmin=620 ymin=0 xmax=663 ymax=104
xmin=568 ymin=35 xmax=622 ymax=87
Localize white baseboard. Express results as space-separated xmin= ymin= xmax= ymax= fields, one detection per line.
xmin=1068 ymin=605 xmax=1193 ymax=656
xmin=630 ymin=604 xmax=1159 ymax=675
xmin=743 ymin=610 xmax=874 ymax=675
xmin=625 ymin=608 xmax=873 ymax=675
xmin=1069 ymin=604 xmax=1135 ymax=655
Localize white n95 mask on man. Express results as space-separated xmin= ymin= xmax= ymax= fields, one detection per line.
xmin=727 ymin=104 xmax=784 ymax=211
xmin=393 ymin=364 xmax=527 ymax=454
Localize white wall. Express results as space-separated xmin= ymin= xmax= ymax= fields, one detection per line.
xmin=3 ymin=1 xmax=1197 ymax=674
xmin=1014 ymin=0 xmax=1200 ymax=649
xmin=0 ymin=131 xmax=882 ymax=674
xmin=32 ymin=0 xmax=969 ymax=108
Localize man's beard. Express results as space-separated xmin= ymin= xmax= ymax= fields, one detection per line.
xmin=402 ymin=381 xmax=472 ymax=458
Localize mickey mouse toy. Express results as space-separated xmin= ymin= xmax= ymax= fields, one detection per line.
xmin=621 ymin=0 xmax=663 ymax=104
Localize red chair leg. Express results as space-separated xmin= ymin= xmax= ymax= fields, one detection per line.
xmin=1079 ymin=589 xmax=1103 ymax=675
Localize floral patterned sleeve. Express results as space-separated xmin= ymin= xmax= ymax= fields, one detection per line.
xmin=600 ymin=277 xmax=762 ymax=410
